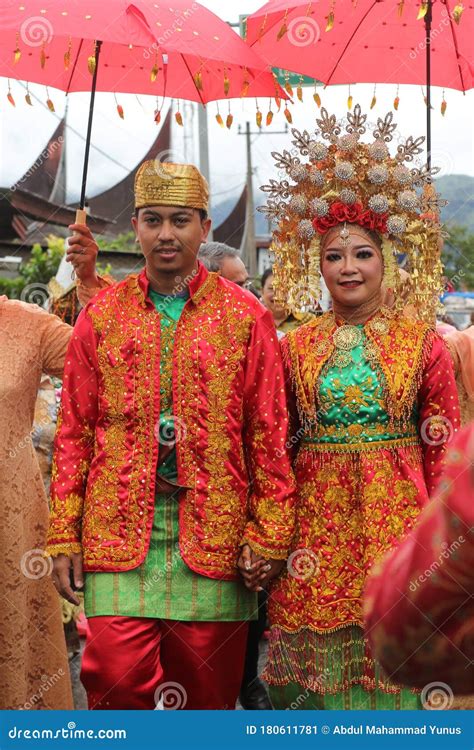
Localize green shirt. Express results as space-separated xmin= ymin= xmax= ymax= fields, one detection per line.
xmin=303 ymin=325 xmax=418 ymax=447
xmin=84 ymin=289 xmax=257 ymax=621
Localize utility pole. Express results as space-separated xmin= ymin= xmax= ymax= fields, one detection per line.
xmin=198 ymin=103 xmax=213 ymax=240
xmin=238 ymin=120 xmax=288 ymax=280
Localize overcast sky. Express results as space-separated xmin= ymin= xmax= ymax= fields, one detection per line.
xmin=1 ymin=0 xmax=472 ymax=210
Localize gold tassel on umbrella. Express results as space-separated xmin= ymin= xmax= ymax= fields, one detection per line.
xmin=7 ymin=80 xmax=15 ymax=107
xmin=175 ymin=103 xmax=183 ymax=126
xmin=326 ymin=0 xmax=336 ymax=31
xmin=154 ymin=97 xmax=162 ymax=124
xmin=151 ymin=52 xmax=160 ymax=82
xmin=25 ymin=84 xmax=33 ymax=106
xmin=394 ymin=85 xmax=400 ymax=110
xmin=241 ymin=69 xmax=250 ymax=97
xmin=224 ymin=67 xmax=230 ymax=96
xmin=266 ymin=98 xmax=274 ymax=126
xmin=256 ymin=100 xmax=263 ymax=128
xmin=277 ymin=9 xmax=289 ymax=39
xmin=40 ymin=42 xmax=47 ymax=69
xmin=441 ymin=90 xmax=447 ymax=116
xmin=215 ymin=102 xmax=224 ymax=127
xmin=46 ymin=87 xmax=55 ymax=112
xmin=347 ymin=85 xmax=353 ymax=110
xmin=114 ymin=93 xmax=124 ymax=119
xmin=64 ymin=38 xmax=72 ymax=70
xmin=370 ymin=84 xmax=377 ymax=109
xmin=226 ymin=102 xmax=233 ymax=129
xmin=417 ymin=2 xmax=429 ymax=20
xmin=452 ymin=3 xmax=464 ymax=23
xmin=297 ymin=76 xmax=304 ymax=101
xmin=313 ymin=84 xmax=321 ymax=107
xmin=87 ymin=42 xmax=97 ymax=75
xmin=13 ymin=33 xmax=21 ymax=64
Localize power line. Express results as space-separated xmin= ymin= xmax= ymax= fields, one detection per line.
xmin=15 ymin=82 xmax=137 ymax=172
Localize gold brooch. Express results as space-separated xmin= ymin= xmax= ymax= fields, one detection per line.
xmin=368 ymin=318 xmax=390 ymax=336
xmin=332 ymin=325 xmax=363 ymax=351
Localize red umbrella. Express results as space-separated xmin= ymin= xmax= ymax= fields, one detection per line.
xmin=0 ymin=0 xmax=284 ymax=214
xmin=246 ymin=0 xmax=473 ymax=165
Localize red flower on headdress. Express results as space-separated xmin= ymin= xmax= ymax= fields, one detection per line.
xmin=312 ymin=201 xmax=388 ymax=235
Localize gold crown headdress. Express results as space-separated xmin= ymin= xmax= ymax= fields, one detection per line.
xmin=259 ymin=105 xmax=446 ymax=323
xmin=135 ymin=160 xmax=209 ymax=211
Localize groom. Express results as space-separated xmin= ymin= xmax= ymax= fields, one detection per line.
xmin=47 ymin=160 xmax=296 ymax=710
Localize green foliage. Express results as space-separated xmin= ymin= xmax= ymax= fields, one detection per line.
xmin=18 ymin=235 xmax=65 ymax=286
xmin=0 ymin=233 xmax=113 ymax=298
xmin=0 ymin=235 xmax=65 ymax=299
xmin=443 ymin=224 xmax=474 ymax=289
xmin=438 ymin=175 xmax=474 ymax=234
xmin=0 ymin=276 xmax=24 ymax=298
xmin=97 ymin=231 xmax=137 ymax=254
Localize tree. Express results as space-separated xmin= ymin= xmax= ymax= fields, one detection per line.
xmin=442 ymin=225 xmax=474 ymax=291
xmin=0 ymin=235 xmax=64 ymax=299
xmin=0 ymin=234 xmax=112 ymax=299
xmin=96 ymin=231 xmax=136 ymax=254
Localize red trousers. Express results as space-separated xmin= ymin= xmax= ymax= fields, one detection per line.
xmin=81 ymin=616 xmax=248 ymax=710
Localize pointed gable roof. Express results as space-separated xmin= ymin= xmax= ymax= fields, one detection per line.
xmin=214 ymin=184 xmax=247 ymax=250
xmin=13 ymin=119 xmax=66 ymax=203
xmin=88 ymin=108 xmax=172 ymax=234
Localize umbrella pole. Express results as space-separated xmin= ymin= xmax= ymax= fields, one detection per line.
xmin=425 ymin=0 xmax=433 ymax=170
xmin=76 ymin=39 xmax=103 ymax=223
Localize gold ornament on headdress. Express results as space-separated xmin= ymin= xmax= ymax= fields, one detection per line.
xmin=338 ymin=223 xmax=351 ymax=247
xmin=135 ymin=160 xmax=209 ymax=211
xmin=259 ymin=104 xmax=446 ymax=323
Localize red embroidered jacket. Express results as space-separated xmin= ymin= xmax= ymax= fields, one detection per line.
xmin=364 ymin=426 xmax=474 ymax=694
xmin=46 ymin=264 xmax=296 ymax=578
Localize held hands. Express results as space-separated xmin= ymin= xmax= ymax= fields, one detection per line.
xmin=237 ymin=544 xmax=284 ymax=592
xmin=51 ymin=552 xmax=84 ymax=606
xmin=67 ymin=223 xmax=100 ymax=287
